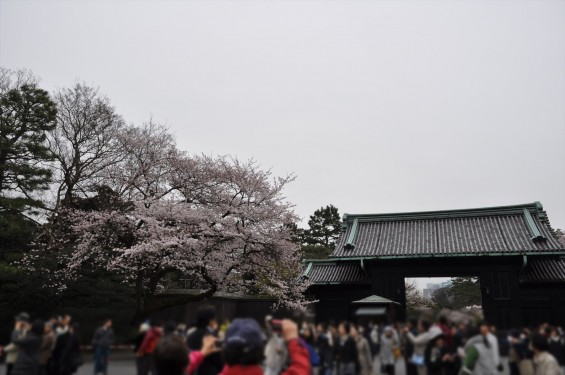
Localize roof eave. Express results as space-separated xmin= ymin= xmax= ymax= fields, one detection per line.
xmin=330 ymin=251 xmax=565 ymax=260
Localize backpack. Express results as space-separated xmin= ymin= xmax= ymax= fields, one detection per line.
xmin=305 ymin=342 xmax=321 ymax=367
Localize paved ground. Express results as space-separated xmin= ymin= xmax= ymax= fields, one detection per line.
xmin=1 ymin=356 xmax=511 ymax=375
xmin=0 ymin=358 xmax=407 ymax=375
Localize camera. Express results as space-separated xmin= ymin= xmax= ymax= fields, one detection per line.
xmin=269 ymin=319 xmax=282 ymax=334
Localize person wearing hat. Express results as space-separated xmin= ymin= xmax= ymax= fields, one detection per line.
xmin=220 ymin=318 xmax=310 ymax=375
xmin=137 ymin=320 xmax=164 ymax=375
xmin=379 ymin=326 xmax=399 ymax=375
xmin=3 ymin=312 xmax=31 ymax=375
xmin=424 ymin=332 xmax=455 ymax=375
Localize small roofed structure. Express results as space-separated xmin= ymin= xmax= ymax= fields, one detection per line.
xmin=352 ymin=295 xmax=400 ymax=322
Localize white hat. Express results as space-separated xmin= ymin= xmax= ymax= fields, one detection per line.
xmin=428 ymin=325 xmax=443 ymax=339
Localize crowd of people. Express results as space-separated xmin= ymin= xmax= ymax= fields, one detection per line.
xmin=0 ymin=313 xmax=84 ymax=375
xmin=1 ymin=308 xmax=565 ymax=375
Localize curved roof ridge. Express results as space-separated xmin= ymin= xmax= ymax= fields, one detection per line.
xmin=343 ymin=202 xmax=546 ymax=222
xmin=332 ymin=201 xmax=564 ymax=258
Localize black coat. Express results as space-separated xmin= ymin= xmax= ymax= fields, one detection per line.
xmin=187 ymin=328 xmax=223 ymax=375
xmin=424 ymin=342 xmax=448 ymax=375
xmin=404 ymin=328 xmax=418 ymax=359
xmin=12 ymin=331 xmax=42 ymax=375
xmin=334 ymin=336 xmax=358 ymax=365
xmin=548 ymin=337 xmax=565 ymax=366
xmin=316 ymin=332 xmax=334 ymax=367
xmin=51 ymin=332 xmax=81 ymax=375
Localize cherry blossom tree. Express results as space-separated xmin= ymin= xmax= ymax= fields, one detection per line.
xmin=26 ymin=122 xmax=309 ymax=318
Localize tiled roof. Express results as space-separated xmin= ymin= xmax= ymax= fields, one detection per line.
xmin=332 ymin=202 xmax=564 ymax=258
xmin=304 ymin=261 xmax=370 ymax=285
xmin=352 ymin=295 xmax=399 ymax=304
xmin=520 ymin=257 xmax=565 ymax=283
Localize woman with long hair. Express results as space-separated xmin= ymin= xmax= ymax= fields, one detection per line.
xmin=460 ymin=325 xmax=497 ymax=375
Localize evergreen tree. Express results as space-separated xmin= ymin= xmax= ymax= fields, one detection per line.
xmin=0 ymin=72 xmax=57 ymax=337
xmin=430 ymin=277 xmax=481 ymax=310
xmin=450 ymin=277 xmax=482 ymax=308
xmin=304 ymin=204 xmax=341 ymax=248
xmin=0 ymin=82 xmax=57 ymax=214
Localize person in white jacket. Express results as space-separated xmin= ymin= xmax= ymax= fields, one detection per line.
xmin=404 ymin=320 xmax=443 ymax=375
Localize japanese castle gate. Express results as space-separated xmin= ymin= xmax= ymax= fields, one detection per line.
xmin=303 ymin=202 xmax=565 ymax=329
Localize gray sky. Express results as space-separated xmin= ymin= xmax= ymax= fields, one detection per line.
xmin=1 ymin=0 xmax=564 ymax=239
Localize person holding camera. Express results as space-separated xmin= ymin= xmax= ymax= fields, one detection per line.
xmin=10 ymin=319 xmax=45 ymax=375
xmin=220 ymin=318 xmax=310 ymax=375
xmin=3 ymin=313 xmax=30 ymax=375
xmin=187 ymin=306 xmax=224 ymax=375
xmin=264 ymin=316 xmax=287 ymax=375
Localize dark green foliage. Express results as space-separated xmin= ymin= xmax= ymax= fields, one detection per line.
xmin=0 ymin=83 xmax=57 ymax=213
xmin=301 ymin=244 xmax=333 ymax=259
xmin=298 ymin=205 xmax=341 ymax=259
xmin=431 ymin=287 xmax=454 ymax=309
xmin=450 ymin=277 xmax=482 ymax=308
xmin=304 ymin=205 xmax=341 ymax=248
xmin=0 ymin=210 xmax=37 ymax=254
xmin=430 ymin=277 xmax=482 ymax=310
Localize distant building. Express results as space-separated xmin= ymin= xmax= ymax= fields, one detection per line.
xmin=423 ymin=281 xmax=452 ymax=299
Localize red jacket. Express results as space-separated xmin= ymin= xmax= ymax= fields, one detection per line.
xmin=188 ymin=351 xmax=205 ymax=375
xmin=137 ymin=328 xmax=163 ymax=356
xmin=219 ymin=339 xmax=310 ymax=375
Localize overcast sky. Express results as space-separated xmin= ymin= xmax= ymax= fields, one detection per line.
xmin=1 ymin=1 xmax=564 ymax=237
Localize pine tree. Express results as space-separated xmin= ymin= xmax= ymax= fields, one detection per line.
xmin=304 ymin=204 xmax=341 ymax=248
xmin=299 ymin=205 xmax=341 ymax=259
xmin=0 ymin=82 xmax=57 ymax=214
xmin=450 ymin=277 xmax=482 ymax=308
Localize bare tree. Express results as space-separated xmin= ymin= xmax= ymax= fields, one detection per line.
xmin=49 ymin=83 xmax=125 ymax=209
xmin=0 ymin=67 xmax=38 ymax=94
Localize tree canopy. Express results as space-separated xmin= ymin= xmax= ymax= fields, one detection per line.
xmin=24 ymin=122 xmax=309 ymax=317
xmin=298 ymin=204 xmax=341 ymax=259
xmin=0 ymin=70 xmax=57 ymax=214
xmin=430 ymin=277 xmax=482 ymax=310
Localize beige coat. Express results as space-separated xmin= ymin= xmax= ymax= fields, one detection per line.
xmin=534 ymin=352 xmax=563 ymax=375
xmin=4 ymin=343 xmax=19 ymax=364
xmin=355 ymin=336 xmax=373 ymax=375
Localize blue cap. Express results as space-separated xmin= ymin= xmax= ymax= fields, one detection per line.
xmin=225 ymin=318 xmax=263 ymax=352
